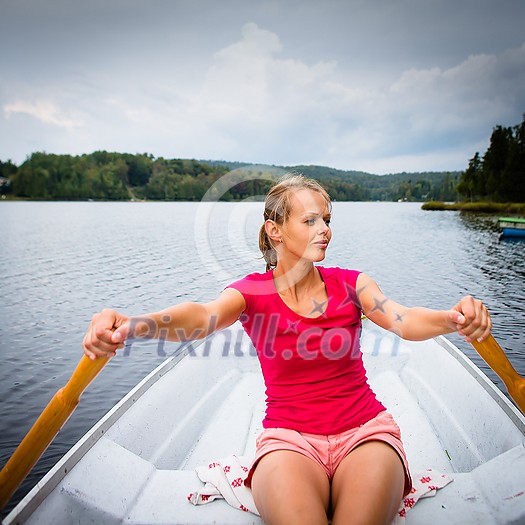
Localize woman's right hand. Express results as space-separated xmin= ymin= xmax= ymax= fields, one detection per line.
xmin=82 ymin=308 xmax=130 ymax=360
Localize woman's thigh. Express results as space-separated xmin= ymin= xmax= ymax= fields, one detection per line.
xmin=331 ymin=441 xmax=405 ymax=525
xmin=251 ymin=450 xmax=331 ymax=525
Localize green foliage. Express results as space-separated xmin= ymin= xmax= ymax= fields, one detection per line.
xmin=2 ymin=151 xmax=464 ymax=202
xmin=0 ymin=159 xmax=16 ymax=195
xmin=143 ymin=158 xmax=227 ymax=200
xmin=290 ymin=165 xmax=460 ymax=202
xmin=7 ymin=152 xmax=128 ymax=200
xmin=457 ymin=115 xmax=525 ymax=202
xmin=125 ymin=154 xmax=153 ymax=186
xmin=422 ymin=201 xmax=525 ymax=214
xmin=0 ymin=159 xmax=17 ymax=178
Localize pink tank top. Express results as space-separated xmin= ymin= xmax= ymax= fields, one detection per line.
xmin=227 ymin=266 xmax=385 ymax=434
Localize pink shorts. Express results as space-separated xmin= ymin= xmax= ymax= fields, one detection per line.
xmin=246 ymin=411 xmax=412 ymax=497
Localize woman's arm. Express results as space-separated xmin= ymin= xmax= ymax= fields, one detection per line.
xmin=356 ymin=273 xmax=491 ymax=342
xmin=82 ymin=288 xmax=246 ymax=360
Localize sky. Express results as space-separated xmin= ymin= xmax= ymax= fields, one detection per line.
xmin=1 ymin=0 xmax=524 ymax=175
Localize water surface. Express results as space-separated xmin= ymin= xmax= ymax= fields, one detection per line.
xmin=0 ymin=201 xmax=523 ymax=517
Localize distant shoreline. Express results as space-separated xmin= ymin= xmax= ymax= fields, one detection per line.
xmin=3 ymin=196 xmax=525 ymax=217
xmin=421 ymin=201 xmax=525 ymax=215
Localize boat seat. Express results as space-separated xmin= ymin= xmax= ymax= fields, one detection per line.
xmin=55 ymin=437 xmax=264 ymax=525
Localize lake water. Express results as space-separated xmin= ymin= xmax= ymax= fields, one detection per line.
xmin=1 ymin=200 xmax=524 ymax=517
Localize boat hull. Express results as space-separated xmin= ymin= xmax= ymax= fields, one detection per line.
xmin=5 ymin=321 xmax=525 ymax=524
xmin=500 ymin=227 xmax=525 ymax=238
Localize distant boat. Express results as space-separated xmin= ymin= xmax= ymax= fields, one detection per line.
xmin=498 ymin=217 xmax=525 ymax=239
xmin=3 ymin=320 xmax=525 ymax=524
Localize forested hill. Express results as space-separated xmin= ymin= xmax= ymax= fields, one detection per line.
xmin=0 ymin=151 xmax=460 ymax=202
xmin=278 ymin=164 xmax=459 ymax=202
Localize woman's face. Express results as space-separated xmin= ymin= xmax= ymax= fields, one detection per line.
xmin=279 ymin=188 xmax=332 ymax=263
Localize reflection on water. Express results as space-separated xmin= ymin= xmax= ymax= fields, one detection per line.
xmin=0 ymin=201 xmax=523 ymax=517
xmin=451 ymin=210 xmax=525 ymax=367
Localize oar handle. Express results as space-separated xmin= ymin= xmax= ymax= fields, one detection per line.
xmin=471 ymin=334 xmax=525 ymax=414
xmin=62 ymin=354 xmax=110 ymax=400
xmin=0 ymin=355 xmax=110 ymax=511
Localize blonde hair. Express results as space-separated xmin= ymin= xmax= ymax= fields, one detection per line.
xmin=259 ymin=174 xmax=331 ymax=271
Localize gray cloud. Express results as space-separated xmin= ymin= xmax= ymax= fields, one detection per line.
xmin=1 ymin=0 xmax=524 ymax=173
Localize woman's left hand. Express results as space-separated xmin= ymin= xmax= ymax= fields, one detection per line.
xmin=448 ymin=295 xmax=492 ymax=342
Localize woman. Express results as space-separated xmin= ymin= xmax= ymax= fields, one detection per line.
xmin=83 ymin=175 xmax=491 ymax=525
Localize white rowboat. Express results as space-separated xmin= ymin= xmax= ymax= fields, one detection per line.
xmin=5 ymin=320 xmax=525 ymax=524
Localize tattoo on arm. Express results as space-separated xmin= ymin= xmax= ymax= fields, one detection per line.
xmin=355 ymin=281 xmax=399 ymax=319
xmin=370 ymin=296 xmax=389 ymax=314
xmin=394 ymin=311 xmax=406 ymax=323
xmin=356 ymin=283 xmax=369 ymax=298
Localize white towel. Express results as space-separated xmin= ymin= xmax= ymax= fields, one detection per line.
xmin=187 ymin=455 xmax=258 ymax=515
xmin=393 ymin=469 xmax=454 ymax=524
xmin=188 ymin=455 xmax=453 ymax=522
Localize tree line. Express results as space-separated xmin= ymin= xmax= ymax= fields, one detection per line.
xmin=457 ymin=115 xmax=525 ymax=202
xmin=2 ymin=115 xmax=523 ymax=203
xmin=0 ymin=151 xmax=461 ymax=202
xmin=0 ymin=153 xmax=227 ymax=201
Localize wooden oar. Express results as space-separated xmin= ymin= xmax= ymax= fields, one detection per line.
xmin=471 ymin=334 xmax=525 ymax=414
xmin=0 ymin=354 xmax=110 ymax=511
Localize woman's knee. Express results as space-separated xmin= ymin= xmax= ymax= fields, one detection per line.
xmin=251 ymin=450 xmax=330 ymax=525
xmin=331 ymin=441 xmax=405 ymax=525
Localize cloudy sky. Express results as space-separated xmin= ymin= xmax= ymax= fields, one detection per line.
xmin=1 ymin=0 xmax=524 ymax=174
